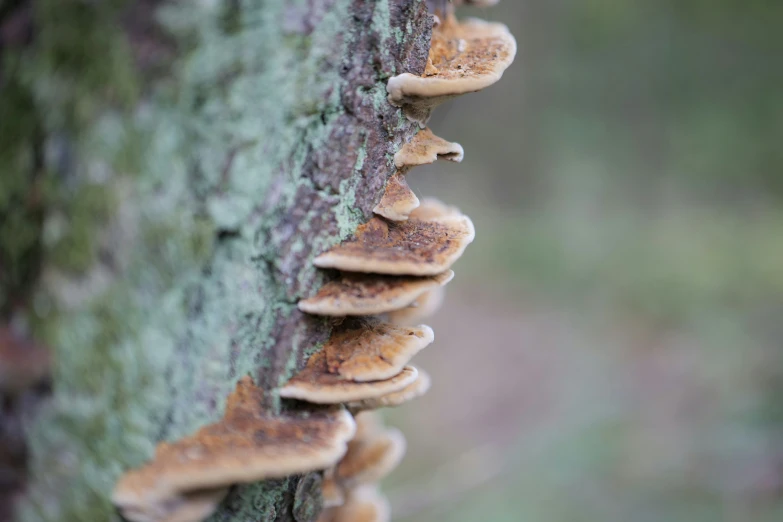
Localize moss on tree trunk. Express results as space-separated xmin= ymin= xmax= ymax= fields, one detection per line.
xmin=1 ymin=0 xmax=431 ymax=520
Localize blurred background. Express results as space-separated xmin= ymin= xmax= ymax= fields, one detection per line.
xmin=389 ymin=1 xmax=783 ymax=521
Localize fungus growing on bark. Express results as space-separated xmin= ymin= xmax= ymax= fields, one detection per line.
xmin=387 ymin=16 xmax=516 ymax=125
xmin=387 ymin=286 xmax=447 ymax=326
xmin=299 ymin=270 xmax=453 ymax=317
xmin=113 ymin=377 xmax=356 ymax=522
xmin=353 ymin=411 xmax=385 ymax=441
xmin=0 ymin=327 xmax=50 ymax=394
xmin=335 ymin=427 xmax=406 ymax=488
xmin=280 ymin=350 xmax=419 ymax=404
xmin=321 ymin=471 xmax=345 ymax=509
xmin=322 ymin=322 xmax=434 ymax=382
xmin=394 ymin=128 xmax=464 ymax=169
xmin=314 ymin=214 xmax=475 ymax=276
xmin=347 ymin=368 xmax=432 ymax=413
xmin=319 ymin=486 xmax=391 ymax=522
xmin=372 ymin=173 xmax=420 ymax=221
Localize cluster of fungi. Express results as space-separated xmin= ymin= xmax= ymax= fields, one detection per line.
xmin=112 ymin=1 xmax=515 ymax=521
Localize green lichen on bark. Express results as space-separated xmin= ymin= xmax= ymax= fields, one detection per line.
xmin=6 ymin=1 xmax=431 ymax=521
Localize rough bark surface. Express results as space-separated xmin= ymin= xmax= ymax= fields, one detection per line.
xmin=1 ymin=1 xmax=431 ymax=521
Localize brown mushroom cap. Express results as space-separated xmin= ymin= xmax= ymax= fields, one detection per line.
xmin=347 ymin=368 xmax=432 ymax=413
xmin=387 ymin=17 xmax=517 ymax=125
xmin=394 ymin=128 xmax=464 ymax=169
xmin=387 ymin=286 xmax=446 ymax=326
xmin=322 ymin=472 xmax=345 ymax=509
xmin=324 ymin=322 xmax=434 ymax=382
xmin=335 ymin=427 xmax=406 ymax=488
xmin=113 ymin=377 xmax=356 ymax=510
xmin=352 ymin=411 xmax=385 ymax=442
xmin=280 ymin=350 xmax=419 ymax=404
xmin=372 ymin=172 xmax=420 ymax=222
xmin=313 ymin=215 xmax=475 ymax=276
xmin=299 ymin=270 xmax=453 ymax=317
xmin=324 ymin=486 xmax=391 ymax=522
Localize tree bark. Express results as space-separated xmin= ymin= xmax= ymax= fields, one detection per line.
xmin=1 ymin=1 xmax=431 ymax=520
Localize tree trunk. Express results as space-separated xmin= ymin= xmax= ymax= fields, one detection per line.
xmin=1 ymin=1 xmax=431 ymax=520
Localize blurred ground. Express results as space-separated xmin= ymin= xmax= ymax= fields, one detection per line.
xmin=384 ymin=1 xmax=783 ymax=521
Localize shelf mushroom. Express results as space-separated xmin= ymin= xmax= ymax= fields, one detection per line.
xmin=373 ymin=128 xmax=464 ymax=222
xmin=387 ymin=15 xmax=516 ymax=125
xmin=394 ymin=128 xmax=464 ymax=170
xmin=280 ymin=351 xmax=419 ymax=404
xmin=323 ymin=322 xmax=434 ymax=381
xmin=387 ymin=285 xmax=447 ymax=326
xmin=318 ymin=412 xmax=400 ymax=522
xmin=372 ymin=173 xmax=420 ymax=221
xmin=318 ymin=485 xmax=391 ymax=522
xmin=334 ymin=427 xmax=407 ymax=489
xmin=112 ymin=377 xmax=356 ymax=522
xmin=313 ymin=214 xmax=475 ymax=276
xmin=299 ymin=270 xmax=453 ymax=317
xmin=346 ymin=369 xmax=431 ymax=413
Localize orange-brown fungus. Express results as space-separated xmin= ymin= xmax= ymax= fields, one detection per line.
xmin=113 ymin=377 xmax=356 ymax=518
xmin=320 ymin=486 xmax=391 ymax=522
xmin=387 ymin=16 xmax=517 ymax=125
xmin=394 ymin=128 xmax=464 ymax=169
xmin=280 ymin=350 xmax=419 ymax=404
xmin=372 ymin=172 xmax=420 ymax=222
xmin=347 ymin=368 xmax=432 ymax=413
xmin=323 ymin=322 xmax=433 ymax=382
xmin=352 ymin=411 xmax=385 ymax=442
xmin=387 ymin=285 xmax=446 ymax=326
xmin=335 ymin=428 xmax=406 ymax=488
xmin=321 ymin=471 xmax=345 ymax=509
xmin=299 ymin=270 xmax=453 ymax=317
xmin=313 ymin=215 xmax=475 ymax=276
xmin=0 ymin=326 xmax=50 ymax=393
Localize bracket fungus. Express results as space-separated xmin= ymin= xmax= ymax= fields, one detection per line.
xmin=314 ymin=214 xmax=475 ymax=276
xmin=110 ymin=1 xmax=516 ymax=520
xmin=322 ymin=471 xmax=345 ymax=509
xmin=346 ymin=369 xmax=432 ymax=413
xmin=387 ymin=15 xmax=516 ymax=125
xmin=387 ymin=285 xmax=447 ymax=326
xmin=335 ymin=426 xmax=406 ymax=489
xmin=113 ymin=377 xmax=356 ymax=522
xmin=296 ymin=2 xmax=515 ymax=517
xmin=299 ymin=270 xmax=453 ymax=317
xmin=323 ymin=322 xmax=434 ymax=382
xmin=280 ymin=350 xmax=419 ymax=404
xmin=372 ymin=172 xmax=420 ymax=222
xmin=318 ymin=486 xmax=391 ymax=522
xmin=394 ymin=128 xmax=464 ymax=169
xmin=317 ymin=413 xmax=400 ymax=522
xmin=319 ymin=486 xmax=391 ymax=522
